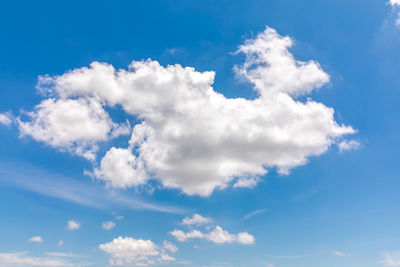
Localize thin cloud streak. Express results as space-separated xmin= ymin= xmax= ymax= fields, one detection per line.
xmin=0 ymin=162 xmax=185 ymax=214
xmin=242 ymin=209 xmax=268 ymax=220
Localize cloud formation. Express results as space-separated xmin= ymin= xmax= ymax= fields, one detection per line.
xmin=102 ymin=221 xmax=116 ymax=230
xmin=242 ymin=209 xmax=268 ymax=220
xmin=28 ymin=236 xmax=44 ymax=243
xmin=66 ymin=220 xmax=80 ymax=231
xmin=332 ymin=251 xmax=347 ymax=256
xmin=338 ymin=140 xmax=360 ymax=152
xmin=181 ymin=214 xmax=212 ymax=226
xmin=18 ymin=98 xmax=130 ymax=160
xmin=19 ymin=26 xmax=354 ymax=196
xmin=0 ymin=252 xmax=72 ymax=267
xmin=170 ymin=226 xmax=255 ymax=245
xmin=389 ymin=0 xmax=400 ymax=26
xmin=99 ymin=237 xmax=176 ymax=266
xmin=381 ymin=252 xmax=400 ymax=266
xmin=0 ymin=112 xmax=12 ymax=126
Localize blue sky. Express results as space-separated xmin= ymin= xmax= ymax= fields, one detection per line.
xmin=1 ymin=0 xmax=400 ymax=266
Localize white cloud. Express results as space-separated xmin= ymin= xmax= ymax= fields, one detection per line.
xmin=332 ymin=251 xmax=347 ymax=256
xmin=206 ymin=226 xmax=236 ymax=244
xmin=233 ymin=177 xmax=261 ymax=189
xmin=99 ymin=237 xmax=175 ymax=266
xmin=381 ymin=252 xmax=400 ymax=266
xmin=181 ymin=214 xmax=212 ymax=226
xmin=158 ymin=252 xmax=175 ymax=264
xmin=102 ymin=221 xmax=116 ymax=230
xmin=28 ymin=236 xmax=43 ymax=243
xmin=17 ymin=98 xmax=129 ymax=160
xmin=66 ymin=220 xmax=80 ymax=231
xmin=116 ymin=216 xmax=124 ymax=220
xmin=93 ymin=147 xmax=147 ymax=188
xmin=234 ymin=27 xmax=329 ymax=97
xmin=170 ymin=226 xmax=255 ymax=245
xmin=0 ymin=252 xmax=71 ymax=267
xmin=236 ymin=232 xmax=256 ymax=245
xmin=57 ymin=240 xmax=64 ymax=247
xmin=23 ymin=26 xmax=354 ymax=196
xmin=162 ymin=241 xmax=178 ymax=253
xmin=338 ymin=140 xmax=360 ymax=152
xmin=243 ymin=209 xmax=268 ymax=220
xmin=389 ymin=0 xmax=400 ymax=26
xmin=0 ymin=112 xmax=12 ymax=126
xmin=169 ymin=230 xmax=204 ymax=242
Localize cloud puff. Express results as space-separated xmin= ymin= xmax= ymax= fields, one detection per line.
xmin=0 ymin=112 xmax=12 ymax=126
xmin=181 ymin=214 xmax=212 ymax=226
xmin=338 ymin=140 xmax=360 ymax=152
xmin=17 ymin=98 xmax=130 ymax=160
xmin=162 ymin=241 xmax=178 ymax=253
xmin=381 ymin=252 xmax=400 ymax=266
xmin=170 ymin=226 xmax=255 ymax=245
xmin=66 ymin=220 xmax=80 ymax=231
xmin=389 ymin=0 xmax=400 ymax=26
xmin=22 ymin=26 xmax=354 ymax=196
xmin=233 ymin=177 xmax=261 ymax=189
xmin=332 ymin=251 xmax=347 ymax=256
xmin=390 ymin=0 xmax=400 ymax=6
xmin=93 ymin=147 xmax=147 ymax=188
xmin=99 ymin=237 xmax=176 ymax=266
xmin=102 ymin=221 xmax=116 ymax=230
xmin=28 ymin=236 xmax=44 ymax=243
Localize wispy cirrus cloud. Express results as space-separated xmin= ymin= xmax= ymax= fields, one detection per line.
xmin=242 ymin=209 xmax=268 ymax=220
xmin=0 ymin=251 xmax=86 ymax=267
xmin=0 ymin=162 xmax=185 ymax=214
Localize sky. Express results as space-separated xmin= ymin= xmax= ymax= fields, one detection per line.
xmin=1 ymin=0 xmax=400 ymax=266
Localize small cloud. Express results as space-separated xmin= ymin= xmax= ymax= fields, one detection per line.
xmin=266 ymin=264 xmax=275 ymax=267
xmin=389 ymin=0 xmax=400 ymax=7
xmin=99 ymin=236 xmax=175 ymax=266
xmin=242 ymin=209 xmax=268 ymax=220
xmin=28 ymin=236 xmax=43 ymax=243
xmin=182 ymin=214 xmax=212 ymax=226
xmin=116 ymin=215 xmax=124 ymax=220
xmin=170 ymin=226 xmax=255 ymax=245
xmin=57 ymin=240 xmax=64 ymax=247
xmin=0 ymin=112 xmax=13 ymax=126
xmin=338 ymin=140 xmax=361 ymax=152
xmin=233 ymin=177 xmax=261 ymax=189
xmin=163 ymin=241 xmax=178 ymax=253
xmin=388 ymin=0 xmax=400 ymax=26
xmin=333 ymin=251 xmax=347 ymax=256
xmin=66 ymin=220 xmax=80 ymax=230
xmin=380 ymin=252 xmax=400 ymax=266
xmin=237 ymin=232 xmax=255 ymax=245
xmin=102 ymin=221 xmax=116 ymax=230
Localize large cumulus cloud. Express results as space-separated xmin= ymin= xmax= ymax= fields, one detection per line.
xmin=18 ymin=26 xmax=354 ymax=196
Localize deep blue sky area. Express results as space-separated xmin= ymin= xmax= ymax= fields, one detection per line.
xmin=0 ymin=1 xmax=400 ymax=267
